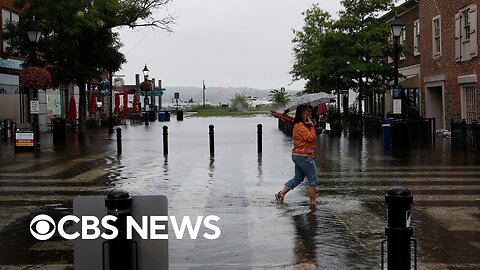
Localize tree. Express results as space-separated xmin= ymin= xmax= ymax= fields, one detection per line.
xmin=291 ymin=0 xmax=396 ymax=115
xmin=2 ymin=0 xmax=174 ymax=139
xmin=230 ymin=93 xmax=250 ymax=112
xmin=269 ymin=87 xmax=291 ymax=109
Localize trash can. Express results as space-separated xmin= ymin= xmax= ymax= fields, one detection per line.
xmin=52 ymin=117 xmax=67 ymax=144
xmin=148 ymin=111 xmax=156 ymax=122
xmin=177 ymin=110 xmax=184 ymax=121
xmin=382 ymin=117 xmax=393 ymax=148
xmin=392 ymin=120 xmax=410 ymax=149
xmin=165 ymin=111 xmax=171 ymax=122
xmin=158 ymin=111 xmax=166 ymax=122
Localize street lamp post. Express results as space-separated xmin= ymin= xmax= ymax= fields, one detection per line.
xmin=27 ymin=20 xmax=41 ymax=152
xmin=108 ymin=72 xmax=114 ymax=134
xmin=142 ymin=65 xmax=149 ymax=126
xmin=390 ymin=17 xmax=405 ymax=116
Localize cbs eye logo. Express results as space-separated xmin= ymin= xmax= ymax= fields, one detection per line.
xmin=30 ymin=215 xmax=56 ymax=241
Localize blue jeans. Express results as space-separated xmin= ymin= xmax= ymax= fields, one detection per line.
xmin=284 ymin=155 xmax=317 ymax=190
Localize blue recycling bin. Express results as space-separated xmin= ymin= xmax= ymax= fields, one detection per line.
xmin=382 ymin=117 xmax=394 ymax=148
xmin=158 ymin=111 xmax=166 ymax=122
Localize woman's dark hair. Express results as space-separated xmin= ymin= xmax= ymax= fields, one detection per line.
xmin=294 ymin=105 xmax=309 ymax=124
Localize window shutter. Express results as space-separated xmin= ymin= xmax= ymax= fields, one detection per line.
xmin=455 ymin=13 xmax=462 ymax=62
xmin=469 ymin=5 xmax=478 ymax=58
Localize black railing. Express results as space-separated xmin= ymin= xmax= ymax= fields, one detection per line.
xmin=451 ymin=119 xmax=479 ymax=152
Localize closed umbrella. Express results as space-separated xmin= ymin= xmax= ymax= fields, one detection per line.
xmin=133 ymin=94 xmax=138 ymax=112
xmin=89 ymin=91 xmax=96 ymax=114
xmin=68 ymin=96 xmax=77 ymax=121
xmin=123 ymin=92 xmax=129 ymax=116
xmin=114 ymin=93 xmax=120 ymax=113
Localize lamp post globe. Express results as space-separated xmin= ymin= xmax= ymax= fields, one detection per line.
xmin=142 ymin=65 xmax=149 ymax=81
xmin=390 ymin=16 xmax=405 ymax=38
xmin=27 ymin=21 xmax=41 ymax=43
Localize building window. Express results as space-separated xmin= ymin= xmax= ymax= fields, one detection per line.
xmin=414 ymin=20 xmax=420 ymax=55
xmin=1 ymin=9 xmax=19 ymax=52
xmin=462 ymin=85 xmax=477 ymax=123
xmin=400 ymin=29 xmax=406 ymax=60
xmin=432 ymin=16 xmax=441 ymax=57
xmin=456 ymin=5 xmax=478 ymax=62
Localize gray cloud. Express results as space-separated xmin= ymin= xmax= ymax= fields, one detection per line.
xmin=115 ymin=0 xmax=343 ymax=90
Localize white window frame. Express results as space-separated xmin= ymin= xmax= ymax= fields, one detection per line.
xmin=432 ymin=15 xmax=442 ymax=58
xmin=461 ymin=85 xmax=477 ymax=123
xmin=414 ymin=20 xmax=420 ymax=56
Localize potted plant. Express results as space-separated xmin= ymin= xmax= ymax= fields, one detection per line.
xmin=140 ymin=81 xmax=152 ymax=92
xmin=19 ymin=66 xmax=52 ymax=90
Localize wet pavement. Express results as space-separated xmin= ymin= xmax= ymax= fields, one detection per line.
xmin=0 ymin=116 xmax=479 ymax=269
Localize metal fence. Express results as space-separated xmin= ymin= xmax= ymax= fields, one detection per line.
xmin=451 ymin=119 xmax=480 ymax=152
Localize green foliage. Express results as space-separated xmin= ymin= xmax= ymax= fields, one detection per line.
xmin=188 ymin=104 xmax=223 ymax=111
xmin=291 ymin=0 xmax=397 ymax=97
xmin=269 ymin=87 xmax=291 ymax=109
xmin=230 ymin=93 xmax=250 ymax=112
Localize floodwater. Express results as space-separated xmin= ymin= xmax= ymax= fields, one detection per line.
xmin=1 ymin=115 xmax=478 ymax=269
xmin=103 ymin=116 xmax=479 ymax=269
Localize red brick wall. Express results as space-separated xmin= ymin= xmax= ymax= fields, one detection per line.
xmin=420 ymin=0 xmax=480 ymax=129
xmin=398 ymin=4 xmax=420 ymax=69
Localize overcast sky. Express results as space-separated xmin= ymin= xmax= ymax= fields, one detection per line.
xmin=115 ymin=0 xmax=344 ymax=90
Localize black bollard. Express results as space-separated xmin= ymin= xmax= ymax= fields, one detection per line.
xmin=257 ymin=124 xmax=262 ymax=155
xmin=382 ymin=187 xmax=416 ymax=270
xmin=163 ymin=125 xmax=168 ymax=157
xmin=209 ymin=124 xmax=214 ymax=157
xmin=116 ymin=127 xmax=122 ymax=156
xmin=103 ymin=190 xmax=137 ymax=270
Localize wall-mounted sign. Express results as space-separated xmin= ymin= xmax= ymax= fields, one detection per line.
xmin=0 ymin=58 xmax=23 ymax=70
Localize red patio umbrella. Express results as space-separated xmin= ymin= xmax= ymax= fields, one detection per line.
xmin=133 ymin=94 xmax=138 ymax=112
xmin=68 ymin=96 xmax=77 ymax=121
xmin=114 ymin=93 xmax=120 ymax=113
xmin=123 ymin=92 xmax=129 ymax=116
xmin=89 ymin=91 xmax=97 ymax=114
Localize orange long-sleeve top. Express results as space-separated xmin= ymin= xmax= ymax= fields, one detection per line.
xmin=292 ymin=122 xmax=316 ymax=157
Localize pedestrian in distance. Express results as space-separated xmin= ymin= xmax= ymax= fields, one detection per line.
xmin=275 ymin=105 xmax=318 ymax=207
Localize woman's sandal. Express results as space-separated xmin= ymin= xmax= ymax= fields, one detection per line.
xmin=275 ymin=192 xmax=284 ymax=203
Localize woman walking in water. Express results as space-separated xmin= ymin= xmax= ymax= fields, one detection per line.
xmin=275 ymin=105 xmax=317 ymax=207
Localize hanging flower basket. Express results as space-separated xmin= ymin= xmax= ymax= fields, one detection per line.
xmin=19 ymin=67 xmax=52 ymax=90
xmin=140 ymin=81 xmax=152 ymax=91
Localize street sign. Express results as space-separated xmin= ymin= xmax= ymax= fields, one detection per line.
xmin=30 ymin=100 xmax=39 ymax=114
xmin=393 ymin=85 xmax=402 ymax=99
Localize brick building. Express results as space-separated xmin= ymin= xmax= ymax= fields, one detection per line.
xmin=420 ymin=0 xmax=479 ymax=130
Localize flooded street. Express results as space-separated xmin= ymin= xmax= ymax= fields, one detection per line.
xmin=0 ymin=116 xmax=479 ymax=269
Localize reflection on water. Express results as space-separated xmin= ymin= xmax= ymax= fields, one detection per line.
xmin=257 ymin=155 xmax=263 ymax=186
xmin=292 ymin=210 xmax=318 ymax=266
